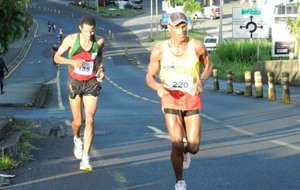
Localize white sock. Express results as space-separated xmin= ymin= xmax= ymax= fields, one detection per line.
xmin=82 ymin=153 xmax=89 ymax=162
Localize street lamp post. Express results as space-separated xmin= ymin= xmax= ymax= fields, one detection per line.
xmin=219 ymin=0 xmax=223 ymax=44
xmin=156 ymin=0 xmax=158 ymax=36
xmin=150 ymin=0 xmax=153 ymax=39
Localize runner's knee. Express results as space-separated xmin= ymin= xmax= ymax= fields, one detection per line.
xmin=172 ymin=141 xmax=184 ymax=154
xmin=72 ymin=119 xmax=82 ymax=128
xmin=187 ymin=143 xmax=199 ymax=155
xmin=85 ymin=115 xmax=94 ymax=127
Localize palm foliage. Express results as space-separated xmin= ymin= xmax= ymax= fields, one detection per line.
xmin=183 ymin=0 xmax=203 ymax=30
xmin=287 ymin=1 xmax=300 ymax=57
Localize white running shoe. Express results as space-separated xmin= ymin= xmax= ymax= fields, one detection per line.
xmin=80 ymin=156 xmax=92 ymax=172
xmin=183 ymin=152 xmax=191 ymax=169
xmin=175 ymin=180 xmax=186 ymax=190
xmin=182 ymin=137 xmax=191 ymax=169
xmin=73 ymin=137 xmax=83 ymax=159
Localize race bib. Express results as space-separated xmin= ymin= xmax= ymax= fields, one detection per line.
xmin=74 ymin=61 xmax=94 ymax=76
xmin=168 ymin=75 xmax=193 ymax=93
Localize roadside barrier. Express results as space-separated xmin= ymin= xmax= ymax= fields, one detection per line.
xmin=226 ymin=70 xmax=233 ymax=93
xmin=267 ymin=72 xmax=276 ymax=101
xmin=29 ymin=5 xmax=75 ymax=19
xmin=124 ymin=47 xmax=128 ymax=57
xmin=281 ymin=72 xmax=290 ymax=102
xmin=254 ymin=71 xmax=263 ymax=98
xmin=213 ymin=69 xmax=219 ymax=91
xmin=133 ymin=55 xmax=139 ymax=65
xmin=209 ymin=69 xmax=298 ymax=104
xmin=244 ymin=71 xmax=252 ymax=96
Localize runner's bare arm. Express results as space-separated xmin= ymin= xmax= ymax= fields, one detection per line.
xmin=146 ymin=44 xmax=169 ymax=97
xmin=95 ymin=38 xmax=105 ymax=82
xmin=195 ymin=40 xmax=212 ymax=84
xmin=54 ymin=34 xmax=84 ymax=67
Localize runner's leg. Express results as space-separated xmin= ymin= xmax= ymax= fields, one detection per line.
xmin=184 ymin=114 xmax=201 ymax=154
xmin=82 ymin=95 xmax=98 ymax=155
xmin=164 ymin=113 xmax=185 ymax=181
xmin=69 ymin=95 xmax=83 ymax=138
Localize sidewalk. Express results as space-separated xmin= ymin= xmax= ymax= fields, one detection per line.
xmin=0 ymin=21 xmax=49 ymax=108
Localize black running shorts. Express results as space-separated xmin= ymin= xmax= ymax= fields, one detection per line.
xmin=67 ymin=77 xmax=101 ymax=99
xmin=162 ymin=108 xmax=200 ymax=117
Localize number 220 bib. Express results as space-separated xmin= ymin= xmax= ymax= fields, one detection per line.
xmin=167 ymin=75 xmax=193 ymax=93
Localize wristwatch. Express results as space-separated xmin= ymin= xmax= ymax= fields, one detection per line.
xmin=200 ymin=79 xmax=206 ymax=87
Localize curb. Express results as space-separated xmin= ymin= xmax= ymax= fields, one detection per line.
xmin=4 ymin=21 xmax=38 ymax=75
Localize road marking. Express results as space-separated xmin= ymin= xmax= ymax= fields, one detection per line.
xmin=146 ymin=126 xmax=170 ymax=140
xmin=5 ymin=20 xmax=39 ymax=78
xmin=56 ymin=67 xmax=65 ymax=110
xmin=111 ymin=171 xmax=128 ymax=184
xmin=105 ymin=76 xmax=159 ymax=104
xmin=203 ymin=114 xmax=300 ymax=152
xmin=225 ymin=125 xmax=257 ymax=137
xmin=114 ymin=182 xmax=160 ymax=190
xmin=270 ymin=140 xmax=300 ymax=151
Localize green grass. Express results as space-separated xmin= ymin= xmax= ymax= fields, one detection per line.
xmin=0 ymin=155 xmax=18 ymax=170
xmin=210 ymin=39 xmax=274 ymax=82
xmin=70 ymin=2 xmax=144 ymax=18
xmin=0 ymin=128 xmax=43 ymax=170
xmin=152 ymin=29 xmax=206 ymax=42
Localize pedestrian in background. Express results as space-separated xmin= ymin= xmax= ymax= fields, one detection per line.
xmin=48 ymin=21 xmax=51 ymax=33
xmin=58 ymin=27 xmax=63 ymax=43
xmin=146 ymin=12 xmax=212 ymax=190
xmin=54 ymin=15 xmax=104 ymax=172
xmin=52 ymin=22 xmax=56 ymax=33
xmin=0 ymin=57 xmax=9 ymax=94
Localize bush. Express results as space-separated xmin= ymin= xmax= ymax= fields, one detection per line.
xmin=210 ymin=40 xmax=273 ymax=82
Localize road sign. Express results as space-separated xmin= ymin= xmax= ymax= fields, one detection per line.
xmin=232 ymin=7 xmax=269 ymax=39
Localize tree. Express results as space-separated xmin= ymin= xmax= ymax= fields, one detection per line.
xmin=287 ymin=1 xmax=300 ymax=58
xmin=0 ymin=0 xmax=32 ymax=55
xmin=183 ymin=0 xmax=203 ymax=30
xmin=164 ymin=0 xmax=185 ymax=7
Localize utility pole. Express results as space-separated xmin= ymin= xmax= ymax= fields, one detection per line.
xmin=218 ymin=0 xmax=223 ymax=44
xmin=96 ymin=0 xmax=99 ymax=12
xmin=150 ymin=0 xmax=153 ymax=39
xmin=156 ymin=0 xmax=158 ymax=36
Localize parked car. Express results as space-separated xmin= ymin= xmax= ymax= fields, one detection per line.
xmin=73 ymin=0 xmax=85 ymax=6
xmin=108 ymin=0 xmax=116 ymax=6
xmin=125 ymin=0 xmax=143 ymax=9
xmin=115 ymin=0 xmax=129 ymax=7
xmin=194 ymin=5 xmax=220 ymax=20
xmin=204 ymin=36 xmax=218 ymax=52
xmin=159 ymin=13 xmax=169 ymax=29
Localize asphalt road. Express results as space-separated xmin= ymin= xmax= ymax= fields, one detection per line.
xmin=1 ymin=0 xmax=300 ymax=190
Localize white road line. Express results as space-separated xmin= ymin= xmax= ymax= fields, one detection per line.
xmin=270 ymin=140 xmax=300 ymax=151
xmin=105 ymin=76 xmax=159 ymax=104
xmin=56 ymin=67 xmax=65 ymax=110
xmin=6 ymin=20 xmax=39 ymax=78
xmin=225 ymin=125 xmax=257 ymax=137
xmin=146 ymin=126 xmax=170 ymax=140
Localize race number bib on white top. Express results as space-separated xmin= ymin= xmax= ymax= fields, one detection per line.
xmin=74 ymin=61 xmax=94 ymax=76
xmin=168 ymin=75 xmax=193 ymax=93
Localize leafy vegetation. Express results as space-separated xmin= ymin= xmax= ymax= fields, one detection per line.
xmin=0 ymin=127 xmax=43 ymax=170
xmin=210 ymin=40 xmax=274 ymax=82
xmin=70 ymin=2 xmax=144 ymax=18
xmin=0 ymin=0 xmax=33 ymax=55
xmin=152 ymin=29 xmax=206 ymax=42
xmin=287 ymin=1 xmax=300 ymax=57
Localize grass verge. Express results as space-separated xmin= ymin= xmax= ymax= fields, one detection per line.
xmin=0 ymin=122 xmax=43 ymax=170
xmin=70 ymin=2 xmax=144 ymax=18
